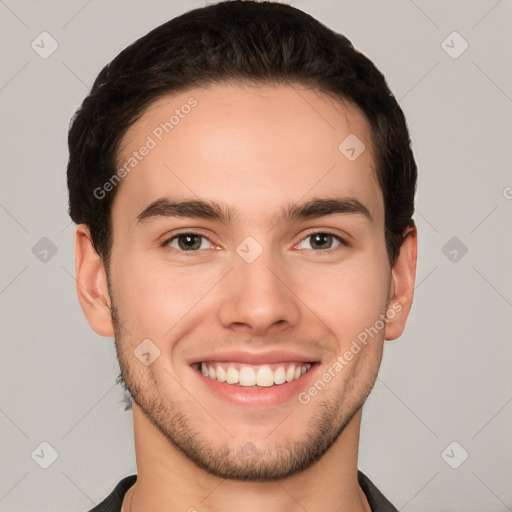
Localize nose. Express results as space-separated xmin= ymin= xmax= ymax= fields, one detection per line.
xmin=217 ymin=246 xmax=301 ymax=336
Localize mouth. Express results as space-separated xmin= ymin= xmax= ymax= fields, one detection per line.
xmin=192 ymin=361 xmax=313 ymax=388
xmin=188 ymin=350 xmax=321 ymax=407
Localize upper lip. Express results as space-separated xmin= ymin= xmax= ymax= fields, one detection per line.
xmin=188 ymin=349 xmax=319 ymax=366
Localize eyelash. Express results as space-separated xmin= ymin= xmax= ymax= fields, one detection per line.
xmin=160 ymin=230 xmax=348 ymax=255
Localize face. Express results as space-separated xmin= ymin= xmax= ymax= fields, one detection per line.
xmin=82 ymin=83 xmax=409 ymax=481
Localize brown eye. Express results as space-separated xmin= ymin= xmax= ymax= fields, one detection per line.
xmin=310 ymin=233 xmax=334 ymax=250
xmin=298 ymin=232 xmax=345 ymax=252
xmin=164 ymin=233 xmax=212 ymax=251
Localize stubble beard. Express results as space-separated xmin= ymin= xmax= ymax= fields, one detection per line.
xmin=109 ymin=295 xmax=381 ymax=482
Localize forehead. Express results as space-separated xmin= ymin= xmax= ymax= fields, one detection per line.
xmin=113 ymin=83 xmax=382 ymax=227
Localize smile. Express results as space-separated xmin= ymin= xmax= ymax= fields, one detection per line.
xmin=193 ymin=361 xmax=313 ymax=388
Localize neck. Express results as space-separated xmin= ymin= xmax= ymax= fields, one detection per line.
xmin=123 ymin=404 xmax=371 ymax=512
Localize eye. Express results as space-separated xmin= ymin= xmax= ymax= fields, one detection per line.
xmin=162 ymin=232 xmax=214 ymax=252
xmin=296 ymin=232 xmax=347 ymax=253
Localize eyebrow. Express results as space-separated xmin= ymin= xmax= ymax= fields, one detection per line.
xmin=136 ymin=196 xmax=372 ymax=225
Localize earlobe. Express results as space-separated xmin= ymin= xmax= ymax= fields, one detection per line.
xmin=384 ymin=226 xmax=417 ymax=341
xmin=74 ymin=224 xmax=114 ymax=337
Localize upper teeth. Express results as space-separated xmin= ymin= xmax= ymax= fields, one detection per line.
xmin=200 ymin=362 xmax=312 ymax=387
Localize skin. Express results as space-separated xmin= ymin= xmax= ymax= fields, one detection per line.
xmin=75 ymin=83 xmax=417 ymax=512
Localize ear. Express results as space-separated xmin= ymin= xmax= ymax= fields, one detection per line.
xmin=74 ymin=224 xmax=114 ymax=337
xmin=384 ymin=225 xmax=417 ymax=340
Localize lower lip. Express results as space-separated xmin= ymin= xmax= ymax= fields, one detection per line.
xmin=192 ymin=364 xmax=319 ymax=407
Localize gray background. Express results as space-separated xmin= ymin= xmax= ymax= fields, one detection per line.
xmin=1 ymin=0 xmax=511 ymax=510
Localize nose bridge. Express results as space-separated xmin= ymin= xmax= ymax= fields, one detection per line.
xmin=218 ymin=238 xmax=301 ymax=333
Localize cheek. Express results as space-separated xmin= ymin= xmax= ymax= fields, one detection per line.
xmin=110 ymin=254 xmax=217 ymax=338
xmin=297 ymin=257 xmax=390 ymax=342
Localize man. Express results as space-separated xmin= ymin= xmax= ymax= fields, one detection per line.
xmin=67 ymin=1 xmax=417 ymax=511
